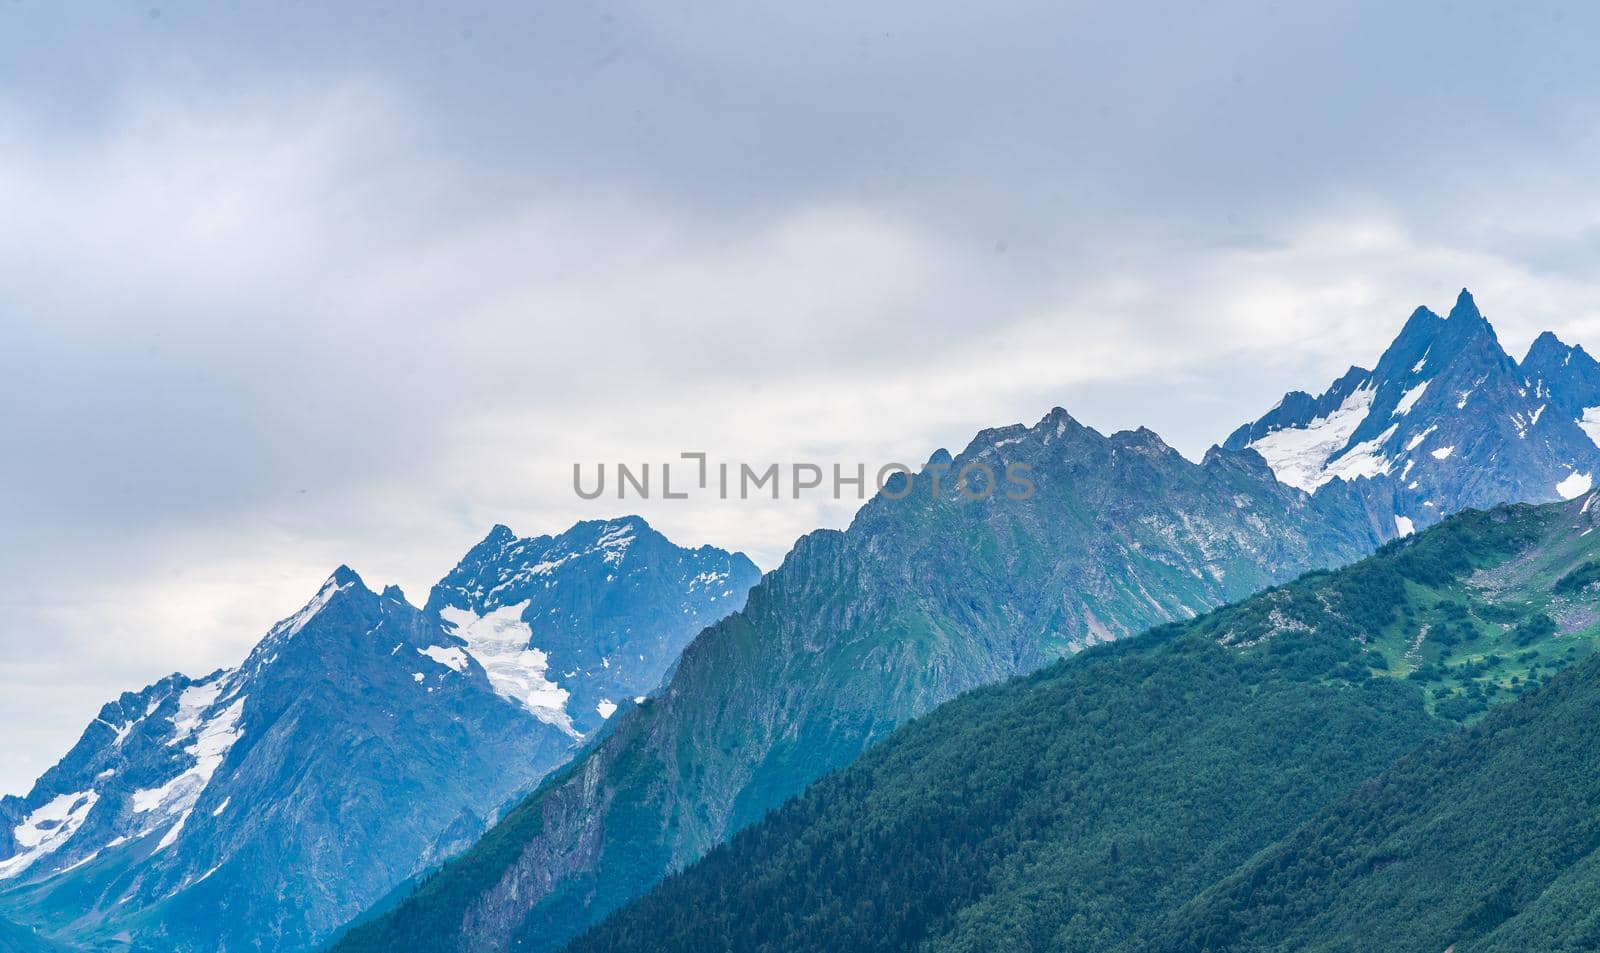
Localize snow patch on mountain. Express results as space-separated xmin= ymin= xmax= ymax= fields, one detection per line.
xmin=439 ymin=602 xmax=577 ymax=737
xmin=1394 ymin=380 xmax=1429 ymax=416
xmin=1557 ymin=472 xmax=1593 ymax=500
xmin=596 ymin=525 xmax=636 ymax=566
xmin=688 ymin=570 xmax=734 ymax=598
xmin=1405 ymin=425 xmax=1437 ymax=452
xmin=417 ymin=645 xmax=469 ymax=673
xmin=267 ymin=574 xmax=353 ymax=642
xmin=1245 ymin=384 xmax=1376 ymax=491
xmin=0 ymin=791 xmax=99 ymax=880
xmin=169 ymin=680 xmax=225 ymax=742
xmin=1579 ymin=407 xmax=1600 ymax=449
xmin=1511 ymin=406 xmax=1545 ymax=439
xmin=1431 ymin=446 xmax=1455 ymax=460
xmin=1394 ymin=515 xmax=1415 ymax=537
xmin=131 ymin=690 xmax=247 ymax=853
xmin=1324 ymin=423 xmax=1398 ymax=484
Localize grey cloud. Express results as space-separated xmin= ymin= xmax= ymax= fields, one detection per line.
xmin=6 ymin=0 xmax=1600 ymax=794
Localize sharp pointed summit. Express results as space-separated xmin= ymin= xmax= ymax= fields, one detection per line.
xmin=328 ymin=564 xmax=366 ymax=589
xmin=1226 ymin=291 xmax=1600 ymax=534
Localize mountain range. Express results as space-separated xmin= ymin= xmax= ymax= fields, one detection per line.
xmin=563 ymin=493 xmax=1600 ymax=952
xmin=7 ymin=289 xmax=1600 ymax=952
xmin=335 ymin=289 xmax=1600 ymax=953
xmin=332 ymin=421 xmax=1384 ymax=951
xmin=0 ymin=519 xmax=758 ymax=952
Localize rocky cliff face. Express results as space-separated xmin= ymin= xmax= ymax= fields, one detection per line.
xmin=334 ymin=410 xmax=1386 ymax=953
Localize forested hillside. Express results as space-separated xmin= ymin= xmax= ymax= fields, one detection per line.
xmin=1139 ymin=637 xmax=1600 ymax=951
xmin=566 ymin=634 xmax=1437 ymax=953
xmin=565 ymin=495 xmax=1600 ymax=952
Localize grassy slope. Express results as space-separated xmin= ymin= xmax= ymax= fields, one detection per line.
xmin=1137 ymin=649 xmax=1600 ymax=952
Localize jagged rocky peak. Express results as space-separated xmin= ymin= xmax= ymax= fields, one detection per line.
xmin=430 ymin=516 xmax=705 ymax=612
xmin=1519 ymin=329 xmax=1600 ymax=379
xmin=953 ymin=408 xmax=1103 ymax=463
xmin=1108 ymin=425 xmax=1178 ymax=454
xmin=1523 ymin=330 xmax=1600 ymax=419
xmin=937 ymin=409 xmax=1193 ymax=503
xmin=328 ymin=397 xmax=1396 ymax=953
xmin=0 ymin=519 xmax=761 ymax=953
xmin=1227 ymin=289 xmax=1600 ymax=536
xmin=246 ymin=566 xmax=383 ymax=664
xmin=423 ymin=515 xmax=760 ymax=736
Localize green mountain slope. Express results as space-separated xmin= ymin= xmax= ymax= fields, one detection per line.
xmin=1134 ymin=520 xmax=1600 ymax=953
xmin=330 ymin=410 xmax=1385 ymax=953
xmin=566 ymin=638 xmax=1438 ymax=953
xmin=562 ymin=495 xmax=1600 ymax=953
xmin=1131 ymin=650 xmax=1600 ymax=952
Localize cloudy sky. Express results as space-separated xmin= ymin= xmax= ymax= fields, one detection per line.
xmin=6 ymin=0 xmax=1600 ymax=794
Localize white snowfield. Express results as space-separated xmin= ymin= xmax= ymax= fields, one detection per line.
xmin=130 ymin=680 xmax=248 ymax=854
xmin=1580 ymin=407 xmax=1600 ymax=450
xmin=417 ymin=644 xmax=469 ymax=673
xmin=0 ymin=790 xmax=100 ymax=880
xmin=0 ymin=675 xmax=248 ymax=880
xmin=1246 ymin=385 xmax=1377 ymax=492
xmin=1394 ymin=380 xmax=1429 ymax=416
xmin=1405 ymin=425 xmax=1437 ymax=451
xmin=1323 ymin=423 xmax=1399 ymax=485
xmin=1247 ymin=382 xmax=1408 ymax=492
xmin=1557 ymin=471 xmax=1594 ymax=500
xmin=438 ymin=602 xmax=578 ymax=737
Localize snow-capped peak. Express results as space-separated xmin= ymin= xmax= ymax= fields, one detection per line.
xmin=265 ymin=567 xmax=366 ymax=642
xmin=1228 ymin=289 xmax=1600 ymax=536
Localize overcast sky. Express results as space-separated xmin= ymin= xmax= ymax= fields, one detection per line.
xmin=6 ymin=0 xmax=1600 ymax=794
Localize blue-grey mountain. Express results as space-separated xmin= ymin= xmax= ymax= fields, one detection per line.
xmin=563 ymin=494 xmax=1600 ymax=953
xmin=1227 ymin=289 xmax=1600 ymax=534
xmin=333 ymin=412 xmax=1389 ymax=953
xmin=336 ymin=290 xmax=1600 ymax=953
xmin=0 ymin=518 xmax=757 ymax=953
